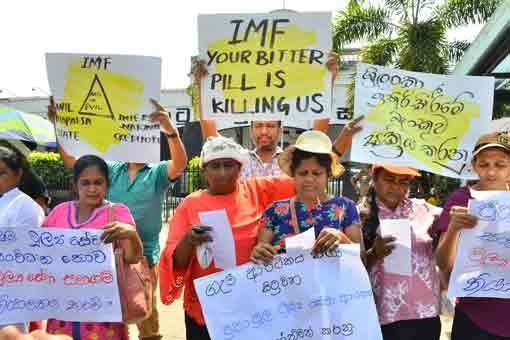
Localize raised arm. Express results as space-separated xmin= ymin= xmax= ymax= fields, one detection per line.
xmin=149 ymin=99 xmax=188 ymax=180
xmin=193 ymin=60 xmax=220 ymax=139
xmin=47 ymin=97 xmax=77 ymax=168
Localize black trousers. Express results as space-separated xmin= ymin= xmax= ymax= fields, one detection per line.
xmin=381 ymin=316 xmax=441 ymax=340
xmin=452 ymin=308 xmax=510 ymax=340
xmin=185 ymin=313 xmax=211 ymax=340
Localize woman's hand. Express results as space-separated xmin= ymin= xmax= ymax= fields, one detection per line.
xmin=250 ymin=242 xmax=277 ymax=265
xmin=0 ymin=327 xmax=71 ymax=340
xmin=448 ymin=206 xmax=477 ymax=233
xmin=101 ymin=222 xmax=138 ymax=243
xmin=312 ymin=228 xmax=352 ymax=256
xmin=372 ymin=234 xmax=396 ymax=261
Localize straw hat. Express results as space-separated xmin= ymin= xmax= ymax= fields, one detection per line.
xmin=278 ymin=130 xmax=344 ymax=177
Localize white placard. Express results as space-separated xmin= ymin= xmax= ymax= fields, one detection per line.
xmin=449 ymin=192 xmax=510 ymax=298
xmin=46 ymin=53 xmax=162 ymax=163
xmin=194 ymin=244 xmax=383 ymax=340
xmin=198 ymin=12 xmax=332 ymax=122
xmin=351 ymin=63 xmax=494 ymax=179
xmin=0 ymin=227 xmax=121 ymax=324
xmin=380 ymin=219 xmax=412 ymax=276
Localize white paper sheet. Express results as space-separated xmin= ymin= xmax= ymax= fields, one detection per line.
xmin=380 ymin=219 xmax=412 ymax=276
xmin=199 ymin=209 xmax=237 ymax=270
xmin=285 ymin=227 xmax=316 ymax=253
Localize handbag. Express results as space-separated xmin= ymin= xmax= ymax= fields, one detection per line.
xmin=107 ymin=204 xmax=153 ymax=324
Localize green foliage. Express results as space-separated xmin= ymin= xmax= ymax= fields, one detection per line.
xmin=28 ymin=152 xmax=72 ymax=189
xmin=334 ymin=0 xmax=502 ymax=76
xmin=186 ymin=156 xmax=204 ymax=192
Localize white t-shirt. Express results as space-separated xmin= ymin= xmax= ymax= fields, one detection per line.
xmin=0 ymin=187 xmax=44 ymax=228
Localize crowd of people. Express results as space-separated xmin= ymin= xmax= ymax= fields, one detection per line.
xmin=2 ymin=67 xmax=510 ymax=340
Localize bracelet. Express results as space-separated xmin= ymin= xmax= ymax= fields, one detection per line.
xmin=166 ymin=132 xmax=179 ymax=139
xmin=332 ymin=145 xmax=343 ymax=157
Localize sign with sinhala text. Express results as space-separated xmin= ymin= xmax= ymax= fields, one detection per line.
xmin=351 ymin=63 xmax=493 ymax=179
xmin=46 ymin=53 xmax=162 ymax=163
xmin=449 ymin=192 xmax=510 ymax=298
xmin=198 ymin=12 xmax=332 ymax=122
xmin=194 ymin=244 xmax=383 ymax=340
xmin=0 ymin=227 xmax=121 ymax=324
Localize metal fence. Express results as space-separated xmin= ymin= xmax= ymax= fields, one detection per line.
xmin=162 ymin=168 xmax=353 ymax=221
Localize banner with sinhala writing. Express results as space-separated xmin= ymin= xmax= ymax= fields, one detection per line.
xmin=449 ymin=191 xmax=510 ymax=299
xmin=46 ymin=53 xmax=162 ymax=163
xmin=0 ymin=227 xmax=121 ymax=324
xmin=198 ymin=11 xmax=332 ymax=122
xmin=351 ymin=63 xmax=494 ymax=179
xmin=194 ymin=244 xmax=383 ymax=340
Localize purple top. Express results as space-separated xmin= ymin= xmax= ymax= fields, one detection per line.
xmin=436 ymin=186 xmax=510 ymax=337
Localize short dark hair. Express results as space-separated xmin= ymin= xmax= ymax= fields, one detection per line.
xmin=0 ymin=146 xmax=24 ymax=173
xmin=290 ymin=149 xmax=332 ymax=177
xmin=73 ymin=155 xmax=110 ymax=187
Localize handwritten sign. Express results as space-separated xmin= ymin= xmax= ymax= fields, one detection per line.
xmin=0 ymin=227 xmax=121 ymax=324
xmin=449 ymin=192 xmax=510 ymax=298
xmin=46 ymin=53 xmax=162 ymax=163
xmin=351 ymin=63 xmax=493 ymax=178
xmin=194 ymin=244 xmax=383 ymax=340
xmin=198 ymin=12 xmax=332 ymax=122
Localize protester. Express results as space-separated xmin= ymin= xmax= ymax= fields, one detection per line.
xmin=192 ymin=56 xmax=361 ymax=181
xmin=159 ymin=135 xmax=297 ymax=340
xmin=0 ymin=146 xmax=45 ymax=333
xmin=42 ymin=155 xmax=143 ymax=339
xmin=359 ymin=164 xmax=442 ymax=340
xmin=436 ymin=132 xmax=510 ymax=340
xmin=0 ymin=326 xmax=71 ymax=340
xmin=250 ymin=130 xmax=361 ymax=263
xmin=0 ymin=146 xmax=45 ymax=228
xmin=0 ymin=140 xmax=51 ymax=213
xmin=48 ymin=98 xmax=187 ymax=340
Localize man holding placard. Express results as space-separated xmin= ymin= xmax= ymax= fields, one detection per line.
xmin=194 ymin=11 xmax=363 ymax=180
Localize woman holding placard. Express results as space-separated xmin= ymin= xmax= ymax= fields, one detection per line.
xmin=436 ymin=132 xmax=510 ymax=340
xmin=358 ymin=164 xmax=442 ymax=340
xmin=250 ymin=130 xmax=361 ymax=261
xmin=0 ymin=146 xmax=45 ymax=334
xmin=42 ymin=155 xmax=143 ymax=340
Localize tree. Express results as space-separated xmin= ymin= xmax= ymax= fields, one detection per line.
xmin=334 ymin=0 xmax=501 ymax=73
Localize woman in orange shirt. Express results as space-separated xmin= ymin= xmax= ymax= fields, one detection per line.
xmin=159 ymin=136 xmax=296 ymax=340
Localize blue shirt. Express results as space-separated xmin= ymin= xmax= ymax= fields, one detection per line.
xmin=106 ymin=161 xmax=174 ymax=265
xmin=261 ymin=196 xmax=360 ymax=252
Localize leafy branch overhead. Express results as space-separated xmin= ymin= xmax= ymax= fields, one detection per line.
xmin=334 ymin=0 xmax=501 ymax=74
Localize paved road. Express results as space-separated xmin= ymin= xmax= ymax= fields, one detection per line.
xmin=129 ymin=224 xmax=453 ymax=340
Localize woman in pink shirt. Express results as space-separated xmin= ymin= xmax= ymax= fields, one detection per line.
xmin=43 ymin=155 xmax=143 ymax=340
xmin=359 ymin=164 xmax=442 ymax=340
